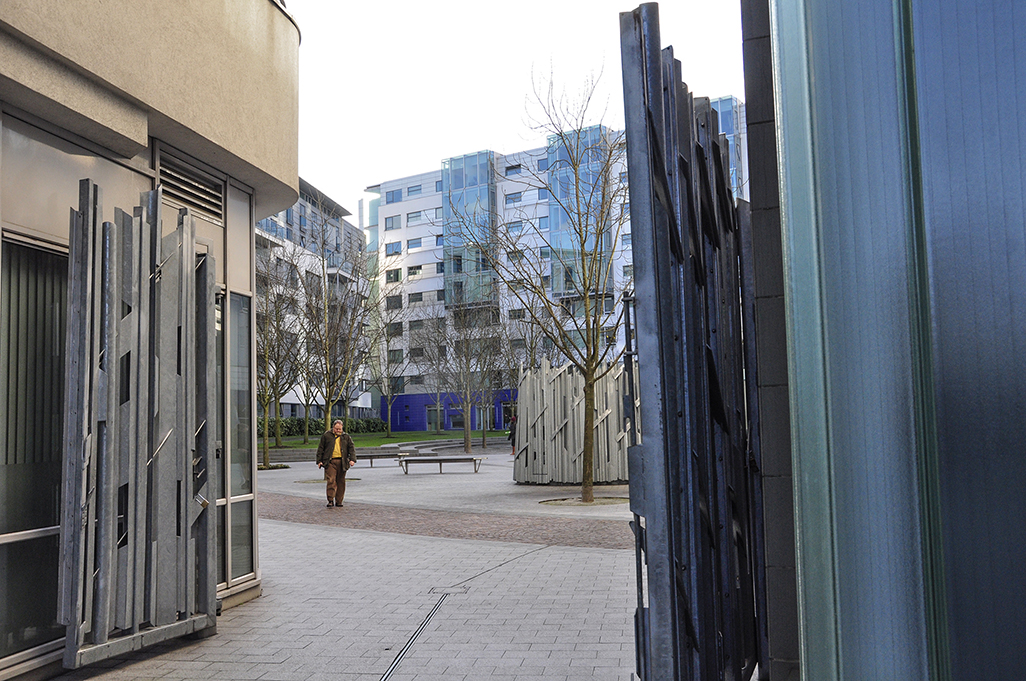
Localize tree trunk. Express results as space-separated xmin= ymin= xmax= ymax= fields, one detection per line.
xmin=581 ymin=377 xmax=596 ymax=503
xmin=385 ymin=398 xmax=393 ymax=438
xmin=480 ymin=405 xmax=487 ymax=448
xmin=261 ymin=399 xmax=270 ymax=468
xmin=273 ymin=392 xmax=282 ymax=448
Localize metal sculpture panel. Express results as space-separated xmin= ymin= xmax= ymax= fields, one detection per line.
xmin=59 ymin=180 xmax=218 ymax=668
xmin=620 ymin=4 xmax=767 ymax=679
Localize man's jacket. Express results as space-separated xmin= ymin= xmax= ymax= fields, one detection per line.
xmin=316 ymin=430 xmax=356 ymax=469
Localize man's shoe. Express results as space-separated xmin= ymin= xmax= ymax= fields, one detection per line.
xmin=326 ymin=501 xmax=334 ymax=507
xmin=336 ymin=503 xmax=343 ymax=508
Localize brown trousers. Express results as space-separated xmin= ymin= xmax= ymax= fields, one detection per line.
xmin=325 ymin=458 xmax=349 ymax=504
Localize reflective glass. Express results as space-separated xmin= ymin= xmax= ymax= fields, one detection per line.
xmin=0 ymin=535 xmax=63 ymax=658
xmin=230 ymin=500 xmax=253 ymax=579
xmin=229 ymin=294 xmax=253 ymax=496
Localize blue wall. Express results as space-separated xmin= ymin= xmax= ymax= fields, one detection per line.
xmin=379 ymin=390 xmax=515 ymax=432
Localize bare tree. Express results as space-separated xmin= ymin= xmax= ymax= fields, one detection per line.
xmin=255 ymin=240 xmax=304 ymax=466
xmin=300 ymin=187 xmax=373 ymax=427
xmin=448 ymin=74 xmax=631 ymax=501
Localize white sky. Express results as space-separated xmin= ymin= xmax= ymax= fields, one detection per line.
xmin=285 ymin=0 xmax=744 ymax=218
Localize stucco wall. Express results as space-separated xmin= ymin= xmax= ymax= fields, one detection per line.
xmin=0 ymin=0 xmax=299 ymax=217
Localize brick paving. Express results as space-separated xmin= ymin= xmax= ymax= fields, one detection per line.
xmin=258 ymin=491 xmax=635 ymax=550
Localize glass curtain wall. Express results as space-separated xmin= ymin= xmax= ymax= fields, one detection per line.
xmin=442 ymin=151 xmax=496 ymax=306
xmin=0 ymin=242 xmax=68 ymax=661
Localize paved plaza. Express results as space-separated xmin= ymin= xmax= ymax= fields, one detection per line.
xmin=57 ymin=444 xmax=639 ymax=680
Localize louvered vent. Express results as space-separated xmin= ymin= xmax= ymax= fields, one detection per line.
xmin=159 ymin=153 xmax=224 ymax=225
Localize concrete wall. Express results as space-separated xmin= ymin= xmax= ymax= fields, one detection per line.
xmin=0 ymin=0 xmax=299 ymax=217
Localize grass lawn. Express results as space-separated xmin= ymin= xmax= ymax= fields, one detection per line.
xmin=261 ymin=429 xmax=509 ymax=449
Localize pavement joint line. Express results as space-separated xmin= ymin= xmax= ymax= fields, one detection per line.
xmin=379 ymin=593 xmax=448 ymax=681
xmin=451 ymin=545 xmax=553 ymax=588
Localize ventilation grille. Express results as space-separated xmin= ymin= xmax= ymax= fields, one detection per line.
xmin=159 ymin=153 xmax=224 ymax=225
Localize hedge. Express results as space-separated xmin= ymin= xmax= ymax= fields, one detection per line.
xmin=257 ymin=416 xmax=386 ymax=438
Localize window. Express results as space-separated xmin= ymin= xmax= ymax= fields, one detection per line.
xmin=408 ymin=374 xmax=425 ymax=385
xmin=385 ymin=241 xmax=401 ymax=255
xmin=538 ymin=216 xmax=549 ymax=230
xmin=409 ymin=347 xmax=425 ymax=359
xmin=508 ymin=250 xmax=524 ymax=263
xmin=387 ymin=321 xmax=403 ymax=337
xmin=389 ymin=375 xmax=405 ymax=393
xmin=434 ymin=207 xmax=444 ymax=220
xmin=285 ymin=207 xmax=294 ymax=225
xmin=604 ymin=328 xmax=618 ymax=346
xmin=408 ymin=291 xmax=423 ymax=303
xmin=407 ymin=265 xmax=422 ymax=278
xmin=435 ymin=317 xmax=446 ymax=330
xmin=505 ymin=164 xmax=522 ymax=176
xmin=435 ymin=261 xmax=445 ymax=274
xmin=510 ymin=308 xmax=526 ymax=320
xmin=623 ymin=264 xmax=634 ymax=278
xmin=542 ymin=275 xmax=551 ymax=289
xmin=620 ymin=171 xmax=628 ymax=183
xmin=436 ymin=289 xmax=446 ymax=302
xmin=538 ymin=158 xmax=549 ymax=171
xmin=407 ymin=237 xmax=422 ymax=250
xmin=385 ymin=189 xmax=402 ymax=203
xmin=407 ymin=184 xmax=422 ymax=197
xmin=538 ymin=187 xmax=549 ymax=201
xmin=386 ymin=295 xmax=402 ymax=310
xmin=386 ymin=268 xmax=401 ymax=283
xmin=407 ymin=210 xmax=422 ymax=223
xmin=508 ymin=220 xmax=523 ymax=234
xmin=622 ymin=233 xmax=632 ymax=248
xmin=453 ymin=255 xmax=463 ymax=273
xmin=505 ymin=192 xmax=522 ymax=205
xmin=385 ymin=215 xmax=399 ymax=230
xmin=435 ymin=180 xmax=443 ymax=192
xmin=511 ymin=338 xmax=526 ymax=350
xmin=540 ymin=247 xmax=550 ymax=259
xmin=409 ymin=319 xmax=424 ymax=331
xmin=435 ymin=234 xmax=444 ymax=247
xmin=388 ymin=349 xmax=404 ymax=364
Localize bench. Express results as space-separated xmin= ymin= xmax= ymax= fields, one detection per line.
xmin=397 ymin=455 xmax=485 ymax=474
xmin=356 ymin=452 xmax=412 ymax=468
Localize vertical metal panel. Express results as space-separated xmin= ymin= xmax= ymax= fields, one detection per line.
xmin=60 ymin=181 xmax=218 ymax=669
xmin=621 ymin=4 xmax=766 ymax=680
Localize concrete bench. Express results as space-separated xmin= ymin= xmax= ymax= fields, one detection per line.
xmin=397 ymin=455 xmax=485 ymax=474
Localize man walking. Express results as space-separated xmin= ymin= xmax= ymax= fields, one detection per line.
xmin=316 ymin=419 xmax=356 ymax=507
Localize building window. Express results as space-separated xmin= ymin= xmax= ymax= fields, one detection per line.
xmin=510 ymin=308 xmax=526 ymax=320
xmin=453 ymin=255 xmax=462 ymax=273
xmin=542 ymin=275 xmax=551 ymax=289
xmin=436 ymin=289 xmax=446 ymax=302
xmin=435 ymin=180 xmax=443 ymax=192
xmin=285 ymin=207 xmax=294 ymax=225
xmin=408 ymin=291 xmax=423 ymax=303
xmin=385 ymin=189 xmax=402 ymax=203
xmin=388 ymin=349 xmax=404 ymax=364
xmin=409 ymin=347 xmax=425 ymax=359
xmin=407 ymin=210 xmax=422 ymax=223
xmin=604 ymin=328 xmax=618 ymax=346
xmin=435 ymin=234 xmax=444 ymax=246
xmin=508 ymin=220 xmax=523 ymax=234
xmin=538 ymin=158 xmax=549 ymax=171
xmin=408 ymin=237 xmax=422 ymax=250
xmin=407 ymin=184 xmax=422 ymax=197
xmin=619 ymin=171 xmax=628 ymax=183
xmin=387 ymin=321 xmax=403 ymax=337
xmin=408 ymin=265 xmax=422 ymax=278
xmin=389 ymin=375 xmax=405 ymax=393
xmin=623 ymin=264 xmax=634 ymax=278
xmin=385 ymin=216 xmax=399 ymax=230
xmin=386 ymin=295 xmax=402 ymax=310
xmin=540 ymin=247 xmax=550 ymax=259
xmin=505 ymin=192 xmax=522 ymax=205
xmin=408 ymin=374 xmax=425 ymax=385
xmin=505 ymin=164 xmax=522 ymax=176
xmin=508 ymin=250 xmax=524 ymax=263
xmin=435 ymin=261 xmax=445 ymax=274
xmin=409 ymin=319 xmax=424 ymax=331
xmin=538 ymin=187 xmax=549 ymax=201
xmin=622 ymin=233 xmax=632 ymax=248
xmin=386 ymin=268 xmax=401 ymax=283
xmin=385 ymin=241 xmax=401 ymax=256
xmin=434 ymin=207 xmax=444 ymax=220
xmin=511 ymin=338 xmax=526 ymax=350
xmin=538 ymin=216 xmax=549 ymax=230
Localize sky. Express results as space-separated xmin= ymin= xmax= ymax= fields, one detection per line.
xmin=285 ymin=0 xmax=745 ymax=220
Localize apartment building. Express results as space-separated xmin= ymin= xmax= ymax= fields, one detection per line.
xmin=364 ymin=128 xmax=634 ymax=432
xmin=256 ymin=178 xmax=373 ymax=421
